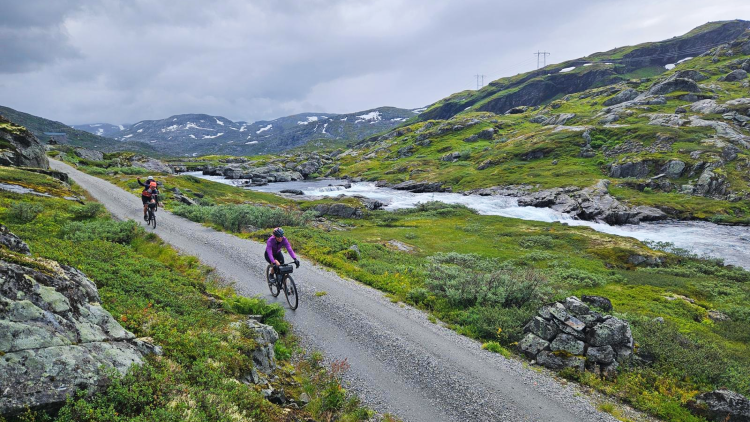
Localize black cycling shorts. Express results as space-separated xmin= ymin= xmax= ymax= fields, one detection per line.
xmin=264 ymin=250 xmax=285 ymax=265
xmin=141 ymin=195 xmax=151 ymax=205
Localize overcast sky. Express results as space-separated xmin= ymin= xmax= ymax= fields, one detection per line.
xmin=2 ymin=0 xmax=750 ymax=125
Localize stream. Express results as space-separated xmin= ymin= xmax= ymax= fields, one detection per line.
xmin=184 ymin=172 xmax=750 ymax=269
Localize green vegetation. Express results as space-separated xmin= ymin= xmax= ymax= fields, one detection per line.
xmin=173 ymin=203 xmax=316 ymax=232
xmin=0 ymin=167 xmax=379 ymax=422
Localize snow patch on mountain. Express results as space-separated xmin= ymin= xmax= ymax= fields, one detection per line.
xmin=256 ymin=124 xmax=272 ymax=134
xmin=297 ymin=116 xmax=319 ymax=125
xmin=161 ymin=125 xmax=179 ymax=133
xmin=356 ymin=111 xmax=382 ymax=123
xmin=202 ymin=133 xmax=224 ymax=139
xmin=185 ymin=122 xmax=214 ymax=131
xmin=215 ymin=118 xmax=224 ymax=126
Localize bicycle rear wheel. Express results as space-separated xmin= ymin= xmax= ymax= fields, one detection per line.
xmin=266 ymin=265 xmax=280 ymax=297
xmin=283 ymin=275 xmax=298 ymax=310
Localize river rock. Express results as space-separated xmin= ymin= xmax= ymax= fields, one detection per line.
xmin=690 ymin=389 xmax=750 ymax=422
xmin=280 ymin=189 xmax=304 ymax=195
xmin=0 ymin=253 xmax=160 ymax=416
xmin=392 ymin=180 xmax=449 ymax=193
xmin=0 ymin=224 xmax=31 ymax=255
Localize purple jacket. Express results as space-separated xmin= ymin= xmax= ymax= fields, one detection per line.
xmin=266 ymin=236 xmax=297 ymax=260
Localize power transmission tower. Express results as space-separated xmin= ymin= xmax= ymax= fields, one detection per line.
xmin=534 ymin=51 xmax=551 ymax=69
xmin=474 ymin=74 xmax=486 ymax=90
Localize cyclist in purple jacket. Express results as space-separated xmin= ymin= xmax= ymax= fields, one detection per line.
xmin=265 ymin=227 xmax=300 ymax=276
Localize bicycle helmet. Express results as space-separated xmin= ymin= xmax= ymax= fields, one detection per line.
xmin=147 ymin=176 xmax=154 ymax=181
xmin=272 ymin=227 xmax=284 ymax=237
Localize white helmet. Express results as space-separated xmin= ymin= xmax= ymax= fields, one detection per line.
xmin=147 ymin=176 xmax=154 ymax=180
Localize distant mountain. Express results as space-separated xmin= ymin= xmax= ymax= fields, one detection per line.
xmin=0 ymin=105 xmax=157 ymax=155
xmin=71 ymin=123 xmax=131 ymax=138
xmin=79 ymin=106 xmax=417 ymax=156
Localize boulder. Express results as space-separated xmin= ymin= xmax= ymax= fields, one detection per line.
xmin=586 ymin=345 xmax=615 ymax=364
xmin=0 ymin=255 xmax=159 ymax=416
xmin=0 ymin=224 xmax=31 ymax=254
xmin=476 ymin=128 xmax=495 ymax=140
xmin=130 ymin=157 xmax=174 ymax=175
xmin=174 ymin=193 xmax=197 ymax=206
xmin=672 ymin=70 xmax=708 ymax=82
xmin=582 ymin=295 xmax=613 ymax=312
xmin=313 ymin=203 xmax=363 ymax=219
xmin=361 ymin=198 xmax=384 ymax=211
xmin=550 ymin=333 xmax=585 ymax=355
xmin=0 ymin=115 xmax=49 ymax=169
xmin=280 ymin=189 xmax=304 ymax=195
xmin=518 ymin=333 xmax=549 ymax=358
xmin=609 ymin=161 xmax=651 ymax=178
xmin=564 ymin=296 xmax=590 ymax=316
xmin=603 ymin=89 xmax=639 ymax=106
xmin=722 ymin=69 xmax=749 ymax=82
xmin=663 ymin=160 xmax=686 ymax=179
xmin=392 ymin=181 xmax=448 ymax=193
xmin=536 ymin=351 xmax=585 ymax=372
xmin=524 ymin=316 xmax=559 ymax=341
xmin=587 ymin=317 xmax=633 ymax=349
xmin=74 ymin=148 xmax=104 ymax=162
xmin=694 ymin=167 xmax=727 ymax=197
xmin=723 ymin=145 xmax=741 ymax=162
xmin=646 ymin=78 xmax=701 ymax=96
xmin=649 ymin=114 xmax=687 ymax=127
xmin=243 ymin=319 xmax=279 ymax=374
xmin=690 ymin=389 xmax=750 ymax=422
xmin=690 ymin=99 xmax=728 ymax=115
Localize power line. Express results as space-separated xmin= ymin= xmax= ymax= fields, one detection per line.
xmin=474 ymin=74 xmax=486 ymax=90
xmin=534 ymin=51 xmax=550 ymax=69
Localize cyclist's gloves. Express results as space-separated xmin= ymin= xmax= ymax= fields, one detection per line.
xmin=294 ymin=259 xmax=300 ymax=269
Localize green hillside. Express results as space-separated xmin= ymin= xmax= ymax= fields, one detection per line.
xmin=0 ymin=105 xmax=159 ymax=155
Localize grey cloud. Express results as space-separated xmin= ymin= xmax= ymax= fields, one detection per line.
xmin=1 ymin=0 xmax=750 ymax=125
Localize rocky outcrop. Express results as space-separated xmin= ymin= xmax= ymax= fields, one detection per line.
xmin=690 ymin=99 xmax=728 ymax=115
xmin=519 ymin=296 xmax=634 ymax=377
xmin=645 ymin=78 xmax=701 ymax=96
xmin=0 ymin=224 xmax=31 ymax=255
xmin=74 ymin=147 xmax=104 ymax=162
xmin=603 ymin=89 xmax=639 ymax=106
xmin=721 ymin=69 xmax=749 ymax=82
xmin=608 ymin=161 xmax=651 ymax=178
xmin=203 ymin=164 xmax=303 ymax=184
xmin=392 ymin=180 xmax=450 ymax=193
xmin=517 ymin=180 xmax=667 ymax=225
xmin=312 ymin=203 xmax=363 ymax=219
xmin=0 ymin=245 xmax=160 ymax=416
xmin=530 ymin=113 xmax=577 ymax=126
xmin=0 ymin=115 xmax=49 ymax=169
xmin=129 ymin=156 xmax=174 ymax=174
xmin=689 ymin=389 xmax=750 ymax=422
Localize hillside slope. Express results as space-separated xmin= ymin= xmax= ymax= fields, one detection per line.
xmin=78 ymin=106 xmax=416 ymax=157
xmin=329 ymin=21 xmax=750 ymax=223
xmin=0 ymin=105 xmax=157 ymax=155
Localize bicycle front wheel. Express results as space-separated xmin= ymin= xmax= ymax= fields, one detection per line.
xmin=283 ymin=275 xmax=298 ymax=310
xmin=150 ymin=211 xmax=156 ymax=228
xmin=266 ymin=265 xmax=280 ymax=297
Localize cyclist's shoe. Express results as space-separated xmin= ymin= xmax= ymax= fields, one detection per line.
xmin=143 ymin=213 xmax=148 ymax=221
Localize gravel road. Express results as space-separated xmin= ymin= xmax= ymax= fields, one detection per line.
xmin=51 ymin=159 xmax=617 ymax=422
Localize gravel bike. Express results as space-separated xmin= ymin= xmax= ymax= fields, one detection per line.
xmin=146 ymin=200 xmax=157 ymax=229
xmin=266 ymin=260 xmax=298 ymax=310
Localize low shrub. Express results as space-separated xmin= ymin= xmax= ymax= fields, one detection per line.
xmin=71 ymin=202 xmax=105 ymax=220
xmin=223 ymin=295 xmax=289 ymax=335
xmin=518 ymin=235 xmax=554 ymax=249
xmin=8 ymin=202 xmax=44 ymax=223
xmin=173 ymin=204 xmax=315 ymax=233
xmin=60 ymin=219 xmax=140 ymax=244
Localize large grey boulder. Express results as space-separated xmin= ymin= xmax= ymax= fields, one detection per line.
xmin=608 ymin=161 xmax=651 ymax=179
xmin=130 ymin=157 xmax=174 ymax=175
xmin=0 ymin=255 xmax=159 ymax=416
xmin=587 ymin=317 xmax=633 ymax=351
xmin=550 ymin=333 xmax=585 ymax=355
xmin=74 ymin=147 xmax=104 ymax=161
xmin=586 ymin=345 xmax=615 ymax=364
xmin=313 ymin=203 xmax=363 ymax=219
xmin=690 ymin=99 xmax=728 ymax=115
xmin=663 ymin=160 xmax=686 ymax=179
xmin=694 ymin=167 xmax=727 ymax=197
xmin=582 ymin=295 xmax=612 ymax=312
xmin=646 ymin=78 xmax=701 ymax=96
xmin=691 ymin=389 xmax=750 ymax=422
xmin=0 ymin=115 xmax=49 ymax=170
xmin=518 ymin=333 xmax=549 ymax=359
xmin=245 ymin=319 xmax=279 ymax=374
xmin=722 ymin=69 xmax=749 ymax=82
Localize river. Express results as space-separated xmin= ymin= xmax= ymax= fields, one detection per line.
xmin=183 ymin=172 xmax=750 ymax=269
